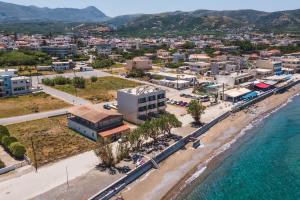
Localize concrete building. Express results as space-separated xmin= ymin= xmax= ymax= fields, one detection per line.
xmin=188 ymin=54 xmax=210 ymax=62
xmin=68 ymin=105 xmax=130 ymax=141
xmin=95 ymin=43 xmax=112 ymax=55
xmin=222 ymin=87 xmax=251 ymax=102
xmin=52 ymin=61 xmax=73 ymax=71
xmin=157 ymin=49 xmax=171 ymax=60
xmin=0 ymin=73 xmax=32 ymax=97
xmin=41 ymin=45 xmax=77 ymax=58
xmin=185 ymin=62 xmax=211 ymax=74
xmin=216 ymin=72 xmax=254 ymax=87
xmin=117 ymin=86 xmax=166 ymax=124
xmin=126 ymin=56 xmax=152 ymax=71
xmin=281 ymin=57 xmax=300 ymax=73
xmin=256 ymin=59 xmax=282 ymax=75
xmin=172 ymin=52 xmax=186 ymax=63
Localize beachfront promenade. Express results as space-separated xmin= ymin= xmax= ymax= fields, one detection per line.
xmin=89 ymin=78 xmax=300 ymax=200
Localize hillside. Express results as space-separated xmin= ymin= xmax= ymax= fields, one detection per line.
xmin=107 ymin=9 xmax=300 ymax=36
xmin=0 ymin=1 xmax=109 ymax=22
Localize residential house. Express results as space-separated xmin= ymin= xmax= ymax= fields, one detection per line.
xmin=68 ymin=105 xmax=130 ymax=141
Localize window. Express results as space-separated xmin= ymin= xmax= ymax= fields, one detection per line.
xmin=148 ymin=95 xmax=156 ymax=101
xmin=138 ymin=98 xmax=146 ymax=104
xmin=157 ymin=93 xmax=165 ymax=99
xmin=138 ymin=106 xmax=147 ymax=112
xmin=158 ymin=102 xmax=165 ymax=107
xmin=148 ymin=104 xmax=156 ymax=109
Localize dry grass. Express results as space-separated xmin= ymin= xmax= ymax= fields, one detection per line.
xmin=0 ymin=92 xmax=70 ymax=118
xmin=53 ymin=76 xmax=141 ymax=104
xmin=7 ymin=116 xmax=96 ymax=167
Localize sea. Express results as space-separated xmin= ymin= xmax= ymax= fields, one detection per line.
xmin=183 ymin=94 xmax=300 ymax=200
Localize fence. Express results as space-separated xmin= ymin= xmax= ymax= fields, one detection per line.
xmin=89 ymin=79 xmax=300 ymax=200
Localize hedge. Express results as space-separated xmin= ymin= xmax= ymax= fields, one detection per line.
xmin=0 ymin=125 xmax=9 ymax=141
xmin=9 ymin=142 xmax=26 ymax=159
xmin=2 ymin=136 xmax=17 ymax=149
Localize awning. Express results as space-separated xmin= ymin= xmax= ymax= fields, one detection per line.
xmin=241 ymin=91 xmax=258 ymax=100
xmin=99 ymin=124 xmax=130 ymax=138
xmin=255 ymin=83 xmax=271 ymax=89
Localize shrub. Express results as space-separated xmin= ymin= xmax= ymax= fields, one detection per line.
xmin=0 ymin=125 xmax=9 ymax=141
xmin=42 ymin=78 xmax=55 ymax=86
xmin=91 ymin=76 xmax=98 ymax=82
xmin=53 ymin=76 xmax=71 ymax=85
xmin=9 ymin=142 xmax=26 ymax=159
xmin=73 ymin=77 xmax=86 ymax=89
xmin=2 ymin=136 xmax=17 ymax=148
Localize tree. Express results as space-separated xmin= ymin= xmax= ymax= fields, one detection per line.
xmin=116 ymin=142 xmax=130 ymax=162
xmin=161 ymin=113 xmax=182 ymax=135
xmin=187 ymin=100 xmax=205 ymax=125
xmin=73 ymin=77 xmax=86 ymax=89
xmin=141 ymin=120 xmax=160 ymax=143
xmin=9 ymin=142 xmax=26 ymax=159
xmin=94 ymin=138 xmax=115 ymax=167
xmin=127 ymin=128 xmax=143 ymax=151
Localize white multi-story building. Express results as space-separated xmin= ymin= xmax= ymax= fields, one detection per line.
xmin=117 ymin=86 xmax=166 ymax=124
xmin=10 ymin=76 xmax=32 ymax=95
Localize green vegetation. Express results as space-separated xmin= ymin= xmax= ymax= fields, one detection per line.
xmin=187 ymin=100 xmax=206 ymax=125
xmin=92 ymin=59 xmax=115 ymax=69
xmin=128 ymin=113 xmax=182 ymax=151
xmin=0 ymin=50 xmax=51 ymax=67
xmin=224 ymin=40 xmax=269 ymax=54
xmin=0 ymin=92 xmax=70 ymax=118
xmin=270 ymin=44 xmax=300 ymax=54
xmin=44 ymin=76 xmax=141 ymax=103
xmin=9 ymin=142 xmax=26 ymax=159
xmin=0 ymin=125 xmax=26 ymax=159
xmin=7 ymin=116 xmax=96 ymax=167
xmin=182 ymin=41 xmax=196 ymax=49
xmin=95 ymin=113 xmax=182 ymax=168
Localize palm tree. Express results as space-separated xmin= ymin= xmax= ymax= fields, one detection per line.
xmin=187 ymin=100 xmax=205 ymax=125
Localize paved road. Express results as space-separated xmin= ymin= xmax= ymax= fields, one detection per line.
xmin=41 ymin=85 xmax=91 ymax=105
xmin=0 ymin=151 xmax=100 ymax=200
xmin=0 ymin=109 xmax=68 ymax=125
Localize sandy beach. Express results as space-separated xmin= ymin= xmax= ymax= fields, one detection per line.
xmin=118 ymin=84 xmax=300 ymax=200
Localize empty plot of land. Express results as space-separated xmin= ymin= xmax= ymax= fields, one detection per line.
xmin=53 ymin=76 xmax=141 ymax=103
xmin=7 ymin=116 xmax=96 ymax=167
xmin=0 ymin=92 xmax=70 ymax=118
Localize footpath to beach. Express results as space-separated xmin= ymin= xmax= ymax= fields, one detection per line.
xmin=119 ymin=84 xmax=300 ymax=200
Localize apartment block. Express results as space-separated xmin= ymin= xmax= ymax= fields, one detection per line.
xmin=117 ymin=86 xmax=166 ymax=124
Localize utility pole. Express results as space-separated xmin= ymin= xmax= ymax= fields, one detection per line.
xmin=30 ymin=136 xmax=38 ymax=172
xmin=66 ymin=166 xmax=69 ymax=189
xmin=73 ymin=69 xmax=78 ymax=97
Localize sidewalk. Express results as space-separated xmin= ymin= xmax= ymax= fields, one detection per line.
xmin=0 ymin=146 xmax=20 ymax=166
xmin=0 ymin=151 xmax=99 ymax=200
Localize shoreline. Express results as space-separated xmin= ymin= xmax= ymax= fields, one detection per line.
xmin=163 ymin=85 xmax=300 ymax=200
xmin=120 ymin=84 xmax=300 ymax=200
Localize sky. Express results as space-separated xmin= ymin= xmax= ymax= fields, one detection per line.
xmin=3 ymin=0 xmax=300 ymax=17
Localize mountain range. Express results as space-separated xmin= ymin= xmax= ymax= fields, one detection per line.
xmin=0 ymin=1 xmax=300 ymax=35
xmin=0 ymin=1 xmax=108 ymax=22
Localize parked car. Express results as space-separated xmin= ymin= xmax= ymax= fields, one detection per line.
xmin=103 ymin=104 xmax=111 ymax=110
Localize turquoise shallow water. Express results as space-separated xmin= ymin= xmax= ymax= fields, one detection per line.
xmin=185 ymin=94 xmax=300 ymax=200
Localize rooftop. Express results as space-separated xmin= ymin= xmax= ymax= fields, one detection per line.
xmin=119 ymin=85 xmax=165 ymax=95
xmin=68 ymin=105 xmax=122 ymax=124
xmin=224 ymin=88 xmax=251 ymax=98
